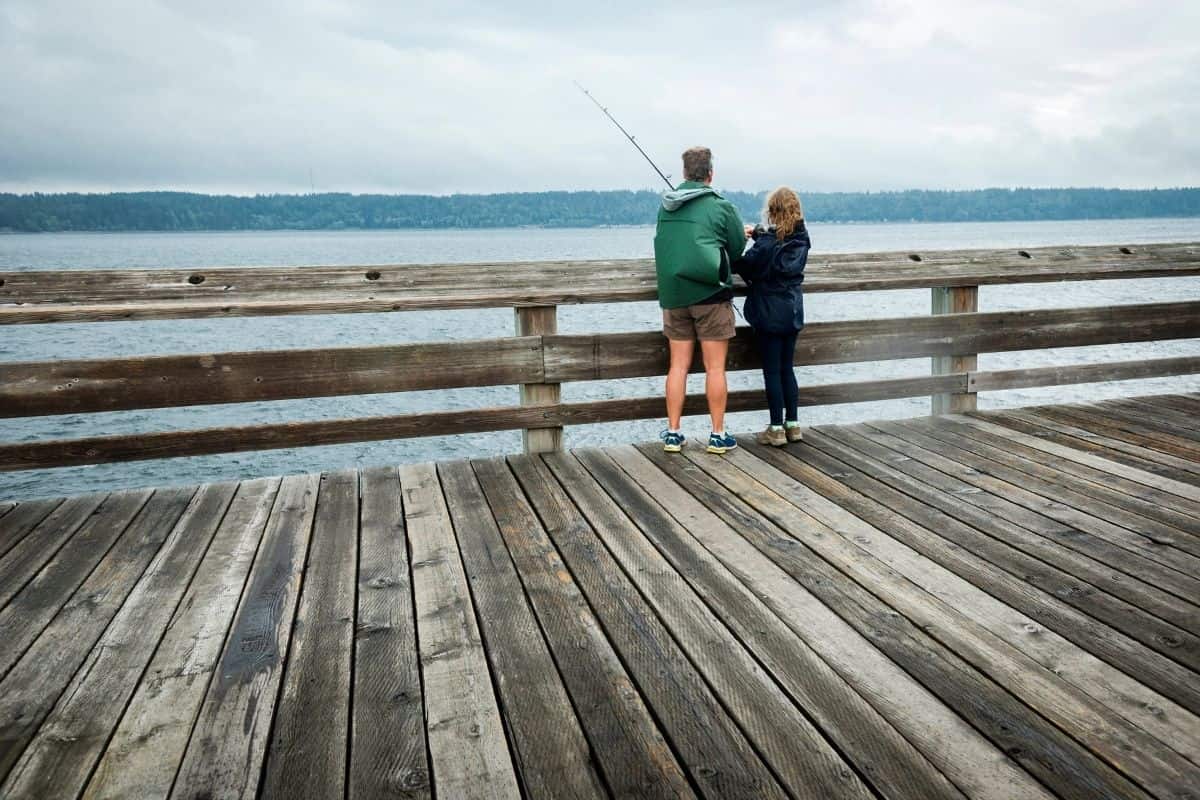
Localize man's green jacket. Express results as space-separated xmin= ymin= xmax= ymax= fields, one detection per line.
xmin=653 ymin=180 xmax=746 ymax=309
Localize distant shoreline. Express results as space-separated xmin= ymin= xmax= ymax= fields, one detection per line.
xmin=3 ymin=188 xmax=1198 ymax=233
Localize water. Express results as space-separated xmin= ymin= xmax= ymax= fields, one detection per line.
xmin=3 ymin=218 xmax=1199 ymax=501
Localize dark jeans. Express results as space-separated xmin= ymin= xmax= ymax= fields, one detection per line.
xmin=757 ymin=331 xmax=799 ymax=425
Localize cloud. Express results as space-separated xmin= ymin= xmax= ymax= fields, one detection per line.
xmin=0 ymin=0 xmax=1197 ymax=194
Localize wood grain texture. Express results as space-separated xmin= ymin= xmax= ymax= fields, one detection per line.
xmin=171 ymin=473 xmax=319 ymax=800
xmin=83 ymin=478 xmax=279 ymax=800
xmin=0 ymin=493 xmax=107 ymax=610
xmin=0 ymin=497 xmax=63 ymax=560
xmin=3 ymin=242 xmax=1196 ymax=323
xmin=446 ymin=459 xmax=606 ymax=798
xmin=0 ymin=487 xmax=195 ymax=783
xmin=968 ymin=356 xmax=1200 ymax=393
xmin=260 ymin=470 xmax=359 ymax=799
xmin=515 ymin=305 xmax=562 ymax=453
xmin=1 ymin=482 xmax=237 ymax=800
xmin=502 ymin=454 xmax=696 ymax=800
xmin=931 ymin=285 xmax=978 ymax=414
xmin=0 ymin=337 xmax=543 ymax=417
xmin=400 ymin=462 xmax=520 ymax=800
xmin=744 ymin=437 xmax=1200 ymax=763
xmin=0 ymin=374 xmax=966 ymax=470
xmin=350 ymin=466 xmax=431 ymax=800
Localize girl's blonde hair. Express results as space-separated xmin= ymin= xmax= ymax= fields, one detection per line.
xmin=763 ymin=186 xmax=804 ymax=240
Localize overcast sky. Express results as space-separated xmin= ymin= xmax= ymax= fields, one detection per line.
xmin=1 ymin=0 xmax=1198 ymax=195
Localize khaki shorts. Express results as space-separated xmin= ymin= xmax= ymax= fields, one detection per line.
xmin=662 ymin=301 xmax=736 ymax=341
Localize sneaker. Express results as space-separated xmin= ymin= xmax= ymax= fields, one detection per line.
xmin=706 ymin=432 xmax=738 ymax=454
xmin=756 ymin=426 xmax=787 ymax=447
xmin=660 ymin=429 xmax=686 ymax=453
xmin=785 ymin=424 xmax=804 ymax=442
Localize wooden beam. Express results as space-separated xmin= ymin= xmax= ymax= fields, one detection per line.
xmin=969 ymin=356 xmax=1200 ymax=393
xmin=515 ymin=306 xmax=561 ymax=454
xmin=0 ymin=337 xmax=543 ymax=417
xmin=0 ymin=374 xmax=966 ymax=470
xmin=932 ymin=285 xmax=979 ymax=414
xmin=4 ymin=242 xmax=1196 ymax=324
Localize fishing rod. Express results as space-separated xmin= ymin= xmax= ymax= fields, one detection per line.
xmin=574 ymin=81 xmax=675 ymax=191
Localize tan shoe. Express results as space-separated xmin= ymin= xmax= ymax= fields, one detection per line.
xmin=756 ymin=426 xmax=788 ymax=447
xmin=785 ymin=425 xmax=804 ymax=442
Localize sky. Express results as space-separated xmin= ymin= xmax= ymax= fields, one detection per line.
xmin=1 ymin=0 xmax=1198 ymax=195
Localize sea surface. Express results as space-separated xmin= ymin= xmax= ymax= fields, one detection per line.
xmin=3 ymin=218 xmax=1199 ymax=500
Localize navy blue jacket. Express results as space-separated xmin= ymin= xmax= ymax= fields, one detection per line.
xmin=735 ymin=224 xmax=810 ymax=334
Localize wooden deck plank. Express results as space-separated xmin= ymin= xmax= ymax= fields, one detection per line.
xmin=0 ymin=486 xmax=196 ymax=782
xmin=985 ymin=409 xmax=1200 ymax=483
xmin=663 ymin=444 xmax=1156 ymax=800
xmin=1134 ymin=394 xmax=1200 ymax=417
xmin=170 ymin=473 xmax=319 ymax=800
xmin=943 ymin=414 xmax=1200 ymax=513
xmin=349 ymin=466 xmax=431 ymax=800
xmin=1103 ymin=398 xmax=1200 ymax=444
xmin=1 ymin=482 xmax=237 ymax=799
xmin=895 ymin=417 xmax=1200 ymax=559
xmin=811 ymin=425 xmax=1200 ymax=689
xmin=565 ymin=448 xmax=878 ymax=800
xmin=399 ymin=462 xmax=520 ymax=800
xmin=531 ymin=452 xmax=790 ymax=800
xmin=712 ymin=445 xmax=1200 ymax=799
xmin=911 ymin=416 xmax=1200 ymax=539
xmin=0 ymin=497 xmax=62 ymax=559
xmin=853 ymin=421 xmax=1200 ymax=603
xmin=501 ymin=454 xmax=696 ymax=800
xmin=742 ymin=437 xmax=1200 ymax=765
xmin=443 ymin=459 xmax=607 ymax=799
xmin=631 ymin=445 xmax=1050 ymax=800
xmin=1038 ymin=405 xmax=1200 ymax=464
xmin=866 ymin=419 xmax=1200 ymax=584
xmin=586 ymin=446 xmax=967 ymax=800
xmin=260 ymin=470 xmax=359 ymax=799
xmin=0 ymin=493 xmax=108 ymax=611
xmin=82 ymin=478 xmax=278 ymax=800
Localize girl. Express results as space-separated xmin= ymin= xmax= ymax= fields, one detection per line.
xmin=736 ymin=186 xmax=810 ymax=446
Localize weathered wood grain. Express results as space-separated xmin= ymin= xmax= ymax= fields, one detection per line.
xmin=0 ymin=337 xmax=543 ymax=417
xmin=671 ymin=446 xmax=1155 ymax=800
xmin=534 ymin=452 xmax=790 ymax=800
xmin=400 ymin=462 xmax=520 ymax=800
xmin=744 ymin=437 xmax=1200 ymax=762
xmin=0 ymin=374 xmax=965 ymax=470
xmin=566 ymin=448 xmax=877 ymax=800
xmin=0 ymin=486 xmax=195 ymax=782
xmin=1 ymin=482 xmax=237 ymax=800
xmin=3 ymin=242 xmax=1196 ymax=323
xmin=350 ymin=466 xmax=430 ymax=800
xmin=515 ymin=305 xmax=562 ymax=453
xmin=0 ymin=490 xmax=151 ymax=678
xmin=968 ymin=356 xmax=1200 ymax=393
xmin=0 ymin=497 xmax=63 ymax=560
xmin=446 ymin=459 xmax=606 ymax=798
xmin=82 ymin=478 xmax=278 ymax=800
xmin=633 ymin=444 xmax=1050 ymax=800
xmin=170 ymin=473 xmax=319 ymax=800
xmin=931 ymin=285 xmax=978 ymax=414
xmin=714 ymin=445 xmax=1200 ymax=799
xmin=260 ymin=470 xmax=359 ymax=799
xmin=806 ymin=425 xmax=1200 ymax=715
xmin=502 ymin=454 xmax=696 ymax=800
xmin=579 ymin=446 xmax=961 ymax=800
xmin=0 ymin=493 xmax=107 ymax=610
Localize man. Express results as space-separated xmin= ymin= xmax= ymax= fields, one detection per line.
xmin=653 ymin=146 xmax=748 ymax=453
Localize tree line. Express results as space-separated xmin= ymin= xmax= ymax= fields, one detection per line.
xmin=1 ymin=187 xmax=1197 ymax=232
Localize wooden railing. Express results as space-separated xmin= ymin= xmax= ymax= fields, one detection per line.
xmin=2 ymin=242 xmax=1198 ymax=470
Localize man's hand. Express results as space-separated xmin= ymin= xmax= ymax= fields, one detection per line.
xmin=743 ymin=224 xmax=755 ymax=239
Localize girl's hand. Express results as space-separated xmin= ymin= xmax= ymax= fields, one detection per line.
xmin=744 ymin=224 xmax=755 ymax=239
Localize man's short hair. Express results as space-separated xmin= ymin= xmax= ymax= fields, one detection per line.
xmin=682 ymin=147 xmax=713 ymax=182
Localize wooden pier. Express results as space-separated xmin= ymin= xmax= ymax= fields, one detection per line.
xmin=1 ymin=242 xmax=1198 ymax=797
xmin=0 ymin=395 xmax=1196 ymax=798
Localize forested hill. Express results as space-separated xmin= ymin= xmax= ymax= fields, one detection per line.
xmin=2 ymin=187 xmax=1198 ymax=232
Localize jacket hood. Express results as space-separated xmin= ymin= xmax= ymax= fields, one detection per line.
xmin=661 ymin=186 xmax=717 ymax=211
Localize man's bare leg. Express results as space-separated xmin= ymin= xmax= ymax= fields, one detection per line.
xmin=700 ymin=338 xmax=729 ymax=433
xmin=665 ymin=339 xmax=695 ymax=430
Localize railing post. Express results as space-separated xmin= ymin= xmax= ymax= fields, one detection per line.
xmin=515 ymin=305 xmax=562 ymax=453
xmin=931 ymin=285 xmax=979 ymax=414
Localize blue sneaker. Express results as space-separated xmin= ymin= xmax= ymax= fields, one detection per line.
xmin=660 ymin=429 xmax=686 ymax=453
xmin=707 ymin=432 xmax=738 ymax=454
